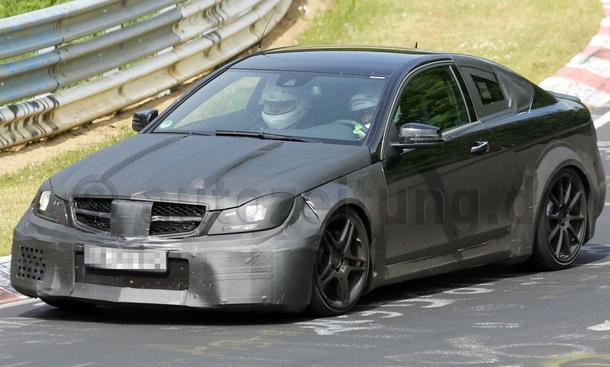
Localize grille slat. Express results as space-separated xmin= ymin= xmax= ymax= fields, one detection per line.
xmin=73 ymin=198 xmax=205 ymax=237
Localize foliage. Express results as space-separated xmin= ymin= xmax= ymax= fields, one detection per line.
xmin=298 ymin=0 xmax=602 ymax=83
xmin=0 ymin=0 xmax=70 ymax=19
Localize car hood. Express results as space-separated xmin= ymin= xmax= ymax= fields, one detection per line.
xmin=50 ymin=134 xmax=371 ymax=210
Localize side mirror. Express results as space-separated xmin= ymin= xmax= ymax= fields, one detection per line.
xmin=391 ymin=123 xmax=443 ymax=150
xmin=132 ymin=109 xmax=158 ymax=132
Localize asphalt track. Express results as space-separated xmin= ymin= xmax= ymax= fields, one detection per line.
xmin=1 ymin=118 xmax=610 ymax=367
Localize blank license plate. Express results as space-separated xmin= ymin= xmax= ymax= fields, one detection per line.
xmin=84 ymin=246 xmax=167 ymax=272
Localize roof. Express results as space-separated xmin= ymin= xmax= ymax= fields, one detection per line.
xmin=232 ymin=46 xmax=445 ymax=77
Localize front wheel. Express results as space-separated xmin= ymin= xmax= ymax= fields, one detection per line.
xmin=309 ymin=210 xmax=370 ymax=316
xmin=530 ymin=168 xmax=588 ymax=270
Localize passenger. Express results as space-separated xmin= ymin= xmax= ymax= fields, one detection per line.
xmin=349 ymin=89 xmax=380 ymax=138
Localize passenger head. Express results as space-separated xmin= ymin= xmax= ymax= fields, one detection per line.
xmin=350 ymin=89 xmax=381 ymax=125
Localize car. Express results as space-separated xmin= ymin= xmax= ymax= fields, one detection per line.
xmin=11 ymin=46 xmax=606 ymax=316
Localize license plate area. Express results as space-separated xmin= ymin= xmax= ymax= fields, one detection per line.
xmin=84 ymin=246 xmax=167 ymax=272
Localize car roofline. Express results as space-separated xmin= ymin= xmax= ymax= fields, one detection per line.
xmin=260 ymin=44 xmax=441 ymax=56
xmin=259 ymin=46 xmax=524 ymax=79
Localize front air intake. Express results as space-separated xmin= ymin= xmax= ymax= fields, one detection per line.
xmin=15 ymin=246 xmax=46 ymax=281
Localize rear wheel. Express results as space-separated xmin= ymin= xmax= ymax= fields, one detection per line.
xmin=309 ymin=210 xmax=370 ymax=316
xmin=530 ymin=168 xmax=588 ymax=270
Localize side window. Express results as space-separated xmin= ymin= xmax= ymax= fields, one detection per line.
xmin=461 ymin=67 xmax=510 ymax=117
xmin=393 ymin=66 xmax=469 ymax=131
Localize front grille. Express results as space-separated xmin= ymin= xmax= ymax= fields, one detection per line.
xmin=150 ymin=202 xmax=205 ymax=236
xmin=15 ymin=246 xmax=46 ymax=281
xmin=150 ymin=221 xmax=200 ymax=236
xmin=75 ymin=213 xmax=111 ymax=232
xmin=74 ymin=198 xmax=112 ymax=232
xmin=75 ymin=198 xmax=113 ymax=213
xmin=73 ymin=198 xmax=205 ymax=237
xmin=152 ymin=202 xmax=205 ymax=217
xmin=75 ymin=252 xmax=189 ymax=290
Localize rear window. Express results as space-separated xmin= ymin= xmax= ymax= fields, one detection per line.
xmin=460 ymin=66 xmax=510 ymax=117
xmin=472 ymin=75 xmax=504 ymax=105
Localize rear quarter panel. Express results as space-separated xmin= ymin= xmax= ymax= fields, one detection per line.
xmin=484 ymin=98 xmax=604 ymax=260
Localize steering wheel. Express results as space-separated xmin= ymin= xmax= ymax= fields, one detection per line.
xmin=332 ymin=119 xmax=360 ymax=128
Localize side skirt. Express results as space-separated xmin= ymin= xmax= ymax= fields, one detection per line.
xmin=383 ymin=242 xmax=510 ymax=286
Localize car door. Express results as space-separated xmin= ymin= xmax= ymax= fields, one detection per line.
xmin=456 ymin=63 xmax=538 ymax=240
xmin=383 ymin=62 xmax=506 ymax=266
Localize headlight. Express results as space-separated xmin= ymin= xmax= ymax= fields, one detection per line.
xmin=33 ymin=181 xmax=70 ymax=225
xmin=208 ymin=193 xmax=294 ymax=234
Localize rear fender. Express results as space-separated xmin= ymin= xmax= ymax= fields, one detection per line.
xmin=510 ymin=141 xmax=600 ymax=259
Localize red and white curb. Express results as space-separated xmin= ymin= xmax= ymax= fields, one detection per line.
xmin=540 ymin=0 xmax=610 ymax=117
xmin=0 ymin=255 xmax=27 ymax=306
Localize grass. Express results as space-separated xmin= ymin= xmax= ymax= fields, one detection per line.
xmin=0 ymin=0 xmax=70 ymax=18
xmin=297 ymin=0 xmax=603 ymax=83
xmin=0 ymin=126 xmax=135 ymax=256
xmin=0 ymin=1 xmax=603 ymax=256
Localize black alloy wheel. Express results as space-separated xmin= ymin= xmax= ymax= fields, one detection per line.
xmin=531 ymin=168 xmax=588 ymax=270
xmin=309 ymin=210 xmax=370 ymax=316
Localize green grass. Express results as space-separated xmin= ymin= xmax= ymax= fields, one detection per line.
xmin=0 ymin=126 xmax=135 ymax=256
xmin=0 ymin=0 xmax=71 ymax=18
xmin=298 ymin=0 xmax=602 ymax=83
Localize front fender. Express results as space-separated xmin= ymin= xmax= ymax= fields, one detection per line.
xmin=302 ymin=162 xmax=388 ymax=291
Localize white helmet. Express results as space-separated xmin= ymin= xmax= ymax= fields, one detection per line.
xmin=261 ymin=83 xmax=309 ymax=129
xmin=350 ymin=89 xmax=380 ymax=112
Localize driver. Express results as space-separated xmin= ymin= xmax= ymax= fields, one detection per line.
xmin=349 ymin=89 xmax=380 ymax=138
xmin=261 ymin=83 xmax=310 ymax=129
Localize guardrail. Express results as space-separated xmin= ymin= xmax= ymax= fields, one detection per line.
xmin=0 ymin=0 xmax=292 ymax=149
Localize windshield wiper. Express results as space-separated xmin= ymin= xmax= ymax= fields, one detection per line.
xmin=153 ymin=130 xmax=212 ymax=136
xmin=215 ymin=130 xmax=313 ymax=142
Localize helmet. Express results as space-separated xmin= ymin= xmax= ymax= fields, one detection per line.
xmin=261 ymin=83 xmax=309 ymax=129
xmin=350 ymin=90 xmax=380 ymax=112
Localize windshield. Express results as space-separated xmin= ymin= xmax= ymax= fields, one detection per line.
xmin=152 ymin=69 xmax=386 ymax=144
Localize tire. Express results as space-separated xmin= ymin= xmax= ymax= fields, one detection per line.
xmin=529 ymin=168 xmax=588 ymax=271
xmin=309 ymin=210 xmax=370 ymax=317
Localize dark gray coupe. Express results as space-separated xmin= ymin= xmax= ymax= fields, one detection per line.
xmin=11 ymin=47 xmax=606 ymax=316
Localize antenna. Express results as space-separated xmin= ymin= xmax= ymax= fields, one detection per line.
xmin=414 ymin=41 xmax=418 ymax=49
xmin=258 ymin=14 xmax=275 ymax=53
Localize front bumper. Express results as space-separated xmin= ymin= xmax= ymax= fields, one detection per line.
xmin=11 ymin=199 xmax=319 ymax=313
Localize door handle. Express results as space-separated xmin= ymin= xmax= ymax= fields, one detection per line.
xmin=471 ymin=140 xmax=489 ymax=155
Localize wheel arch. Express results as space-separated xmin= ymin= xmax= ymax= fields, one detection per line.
xmin=303 ymin=162 xmax=388 ymax=291
xmin=505 ymin=142 xmax=598 ymax=261
xmin=531 ymin=144 xmax=597 ymax=246
xmin=326 ymin=200 xmax=373 ymax=245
